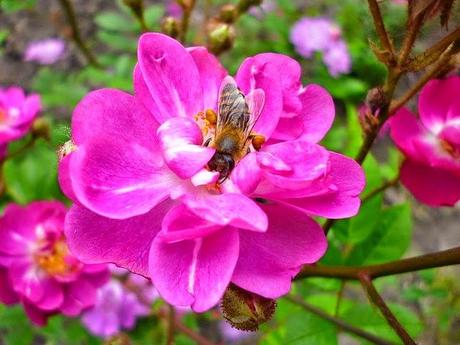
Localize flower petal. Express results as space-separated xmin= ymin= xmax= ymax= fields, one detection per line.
xmin=157 ymin=117 xmax=215 ymax=179
xmin=61 ymin=278 xmax=98 ymax=316
xmin=0 ymin=268 xmax=18 ymax=305
xmin=137 ymin=33 xmax=203 ymax=121
xmin=232 ymin=203 xmax=326 ymax=298
xmin=400 ymin=159 xmax=460 ymax=206
xmin=390 ymin=107 xmax=427 ymax=158
xmin=188 ymin=47 xmax=228 ymax=110
xmin=149 ymin=227 xmax=239 ymax=312
xmin=65 ymin=201 xmax=173 ymax=277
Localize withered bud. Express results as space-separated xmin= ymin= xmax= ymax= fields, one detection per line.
xmin=219 ymin=4 xmax=238 ymax=23
xmin=31 ymin=118 xmax=51 ymax=141
xmin=365 ymin=87 xmax=387 ymax=115
xmin=221 ymin=284 xmax=276 ymax=331
xmin=207 ymin=21 xmax=235 ymax=55
xmin=104 ymin=333 xmax=132 ymax=345
xmin=236 ymin=0 xmax=263 ymax=14
xmin=162 ymin=16 xmax=180 ymax=39
xmin=408 ymin=0 xmax=455 ymax=28
xmin=176 ymin=0 xmax=194 ymax=10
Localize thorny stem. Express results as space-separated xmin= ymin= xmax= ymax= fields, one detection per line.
xmin=166 ymin=305 xmax=176 ymax=345
xmin=367 ymin=0 xmax=395 ymax=63
xmin=296 ymin=246 xmax=460 ymax=280
xmin=178 ymin=0 xmax=196 ymax=43
xmin=56 ymin=0 xmax=101 ymax=67
xmin=286 ymin=295 xmax=395 ymax=345
xmin=417 ymin=26 xmax=460 ymax=64
xmin=398 ymin=14 xmax=425 ymax=65
xmin=359 ymin=274 xmax=417 ymax=344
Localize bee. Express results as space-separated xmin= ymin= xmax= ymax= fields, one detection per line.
xmin=206 ymin=77 xmax=265 ymax=183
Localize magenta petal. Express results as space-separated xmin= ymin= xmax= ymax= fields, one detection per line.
xmin=232 ymin=204 xmax=326 ymax=298
xmin=229 ymin=153 xmax=262 ymax=195
xmin=390 ymin=107 xmax=427 ymax=158
xmin=419 ymin=76 xmax=460 ymax=132
xmin=149 ymin=228 xmax=239 ymax=312
xmin=270 ymin=116 xmax=304 ymax=141
xmin=279 ymin=152 xmax=365 ymax=218
xmin=137 ymin=33 xmax=203 ymax=120
xmin=182 ymin=192 xmax=268 ymax=232
xmin=61 ymin=278 xmax=97 ymax=316
xmin=23 ymin=300 xmax=50 ymax=326
xmin=36 ymin=279 xmax=64 ymax=310
xmin=69 ymin=138 xmax=173 ymax=219
xmin=158 ymin=117 xmax=215 ymax=179
xmin=298 ymin=84 xmax=335 ymax=143
xmin=158 ymin=204 xmax=222 ymax=243
xmin=400 ymin=159 xmax=460 ymax=206
xmin=0 ymin=268 xmax=18 ymax=304
xmin=188 ymin=47 xmax=227 ymax=110
xmin=71 ymin=89 xmax=159 ymax=145
xmin=236 ymin=56 xmax=283 ymax=138
xmin=65 ymin=201 xmax=173 ymax=277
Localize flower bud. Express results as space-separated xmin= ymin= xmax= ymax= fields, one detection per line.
xmin=31 ymin=118 xmax=51 ymax=141
xmin=162 ymin=16 xmax=181 ymax=39
xmin=219 ymin=4 xmax=238 ymax=23
xmin=207 ymin=21 xmax=235 ymax=55
xmin=104 ymin=333 xmax=132 ymax=345
xmin=221 ymin=284 xmax=276 ymax=331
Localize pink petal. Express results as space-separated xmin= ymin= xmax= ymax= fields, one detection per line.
xmin=400 ymin=159 xmax=460 ymax=206
xmin=61 ymin=278 xmax=97 ymax=316
xmin=419 ymin=76 xmax=460 ymax=132
xmin=68 ymin=138 xmax=174 ymax=219
xmin=229 ymin=153 xmax=262 ymax=195
xmin=0 ymin=268 xmax=18 ymax=304
xmin=149 ymin=227 xmax=239 ymax=312
xmin=157 ymin=117 xmax=215 ymax=179
xmin=157 ymin=204 xmax=222 ymax=243
xmin=298 ymin=84 xmax=335 ymax=143
xmin=232 ymin=203 xmax=327 ymax=298
xmin=236 ymin=56 xmax=283 ymax=138
xmin=65 ymin=200 xmax=173 ymax=277
xmin=390 ymin=107 xmax=427 ymax=158
xmin=188 ymin=47 xmax=228 ymax=110
xmin=182 ymin=192 xmax=268 ymax=232
xmin=137 ymin=33 xmax=203 ymax=121
xmin=270 ymin=116 xmax=303 ymax=141
xmin=23 ymin=300 xmax=50 ymax=326
xmin=36 ymin=279 xmax=64 ymax=311
xmin=71 ymin=88 xmax=159 ymax=146
xmin=278 ymin=152 xmax=365 ymax=218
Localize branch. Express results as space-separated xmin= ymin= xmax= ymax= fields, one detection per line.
xmin=296 ymin=246 xmax=460 ymax=280
xmin=361 ymin=174 xmax=400 ymax=203
xmin=178 ymin=0 xmax=197 ymax=43
xmin=166 ymin=305 xmax=176 ymax=345
xmin=123 ymin=0 xmax=149 ymax=33
xmin=398 ymin=14 xmax=424 ymax=65
xmin=359 ymin=274 xmax=416 ymax=344
xmin=56 ymin=0 xmax=101 ymax=67
xmin=286 ymin=295 xmax=396 ymax=345
xmin=367 ymin=0 xmax=395 ymax=63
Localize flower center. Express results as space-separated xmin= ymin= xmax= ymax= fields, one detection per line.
xmin=440 ymin=139 xmax=460 ymax=159
xmin=0 ymin=107 xmax=8 ymax=124
xmin=35 ymin=237 xmax=80 ymax=276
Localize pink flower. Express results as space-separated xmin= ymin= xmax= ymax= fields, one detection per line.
xmin=289 ymin=17 xmax=352 ymax=77
xmin=82 ymin=278 xmax=153 ymax=338
xmin=0 ymin=86 xmax=41 ymax=145
xmin=0 ymin=201 xmax=109 ymax=325
xmin=390 ymin=76 xmax=460 ymax=206
xmin=60 ymin=33 xmax=364 ymax=312
xmin=24 ymin=38 xmax=66 ymax=65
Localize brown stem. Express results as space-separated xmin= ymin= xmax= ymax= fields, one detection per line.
xmin=362 ymin=174 xmax=400 ymax=203
xmin=166 ymin=305 xmax=176 ymax=345
xmin=390 ymin=45 xmax=455 ymax=114
xmin=359 ymin=274 xmax=416 ymax=344
xmin=178 ymin=0 xmax=196 ymax=43
xmin=124 ymin=0 xmax=149 ymax=33
xmin=398 ymin=14 xmax=424 ymax=65
xmin=367 ymin=0 xmax=395 ymax=63
xmin=296 ymin=246 xmax=460 ymax=280
xmin=286 ymin=295 xmax=396 ymax=345
xmin=418 ymin=26 xmax=460 ymax=63
xmin=56 ymin=0 xmax=101 ymax=67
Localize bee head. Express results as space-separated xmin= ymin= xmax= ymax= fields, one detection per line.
xmin=207 ymin=152 xmax=235 ymax=183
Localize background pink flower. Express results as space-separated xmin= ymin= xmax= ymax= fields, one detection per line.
xmin=0 ymin=86 xmax=41 ymax=145
xmin=0 ymin=201 xmax=109 ymax=325
xmin=390 ymin=76 xmax=460 ymax=206
xmin=24 ymin=38 xmax=66 ymax=65
xmin=60 ymin=33 xmax=364 ymax=313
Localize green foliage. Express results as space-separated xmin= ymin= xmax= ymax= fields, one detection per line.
xmin=0 ymin=0 xmax=36 ymax=12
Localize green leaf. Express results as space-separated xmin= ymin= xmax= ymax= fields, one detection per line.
xmin=1 ymin=0 xmax=36 ymax=12
xmin=346 ymin=203 xmax=413 ymax=265
xmin=0 ymin=305 xmax=35 ymax=345
xmin=3 ymin=138 xmax=63 ymax=204
xmin=95 ymin=11 xmax=135 ymax=32
xmin=144 ymin=5 xmax=165 ymax=30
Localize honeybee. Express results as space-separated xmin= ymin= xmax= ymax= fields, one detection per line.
xmin=206 ymin=77 xmax=265 ymax=183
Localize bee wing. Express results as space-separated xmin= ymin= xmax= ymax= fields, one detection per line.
xmin=217 ymin=76 xmax=250 ymax=133
xmin=245 ymin=88 xmax=265 ymax=137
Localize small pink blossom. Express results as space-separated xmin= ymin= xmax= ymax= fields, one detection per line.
xmin=290 ymin=17 xmax=352 ymax=77
xmin=390 ymin=76 xmax=460 ymax=206
xmin=0 ymin=201 xmax=109 ymax=325
xmin=60 ymin=33 xmax=364 ymax=312
xmin=24 ymin=38 xmax=66 ymax=65
xmin=0 ymin=86 xmax=41 ymax=145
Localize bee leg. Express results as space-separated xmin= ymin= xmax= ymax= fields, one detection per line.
xmin=251 ymin=134 xmax=266 ymax=151
xmin=205 ymin=109 xmax=217 ymax=126
xmin=203 ymin=138 xmax=212 ymax=147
